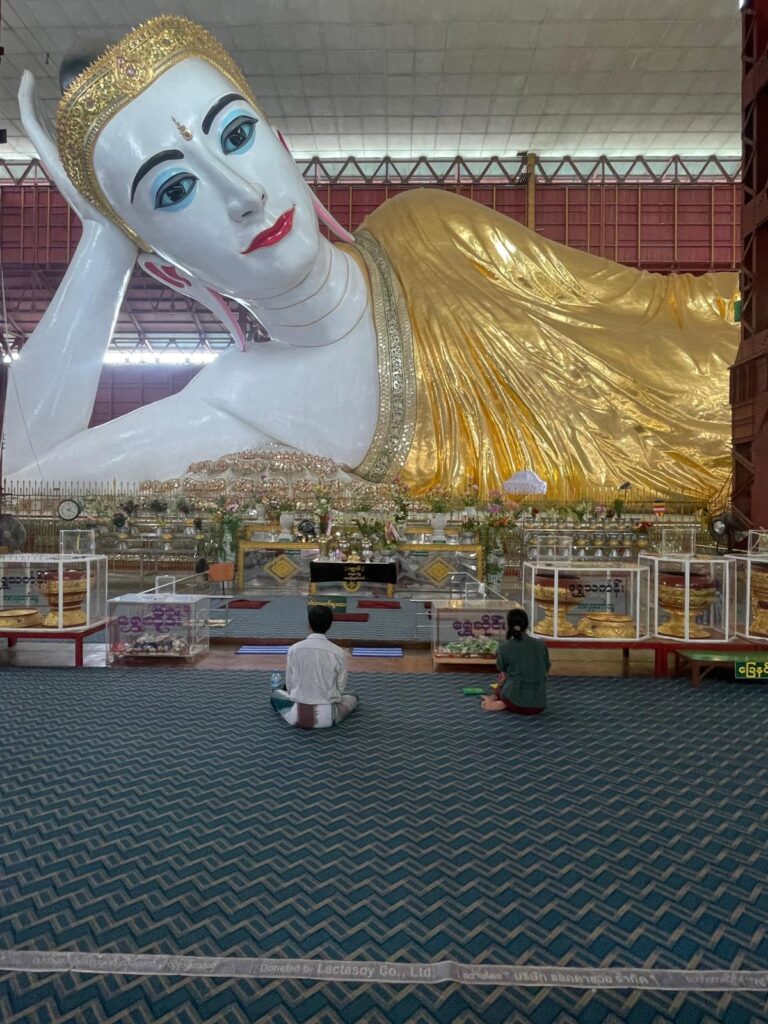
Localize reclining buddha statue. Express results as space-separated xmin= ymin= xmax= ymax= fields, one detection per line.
xmin=4 ymin=16 xmax=738 ymax=499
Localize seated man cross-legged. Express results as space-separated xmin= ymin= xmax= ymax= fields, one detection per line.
xmin=271 ymin=605 xmax=359 ymax=730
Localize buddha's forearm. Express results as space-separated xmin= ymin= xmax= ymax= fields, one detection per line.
xmin=3 ymin=221 xmax=136 ymax=473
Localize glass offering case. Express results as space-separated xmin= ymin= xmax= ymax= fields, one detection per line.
xmin=522 ymin=562 xmax=649 ymax=641
xmin=432 ymin=599 xmax=519 ymax=667
xmin=0 ymin=553 xmax=108 ymax=630
xmin=726 ymin=554 xmax=768 ymax=641
xmin=638 ymin=554 xmax=736 ymax=643
xmin=59 ymin=529 xmax=97 ymax=555
xmin=108 ymin=592 xmax=210 ymax=662
xmin=659 ymin=526 xmax=698 ymax=556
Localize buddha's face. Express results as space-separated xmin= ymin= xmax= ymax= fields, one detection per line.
xmin=93 ymin=59 xmax=319 ymax=301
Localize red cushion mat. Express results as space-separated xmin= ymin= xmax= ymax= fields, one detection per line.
xmin=228 ymin=600 xmax=270 ymax=609
xmin=332 ymin=613 xmax=370 ymax=622
xmin=357 ymin=600 xmax=401 ymax=609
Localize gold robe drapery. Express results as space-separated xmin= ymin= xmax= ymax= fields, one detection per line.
xmin=356 ymin=189 xmax=738 ymax=500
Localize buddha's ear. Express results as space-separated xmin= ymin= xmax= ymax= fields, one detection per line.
xmin=138 ymin=255 xmax=248 ymax=351
xmin=273 ymin=126 xmax=355 ymax=243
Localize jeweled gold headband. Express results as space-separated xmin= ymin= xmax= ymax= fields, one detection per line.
xmin=56 ymin=15 xmax=262 ymax=251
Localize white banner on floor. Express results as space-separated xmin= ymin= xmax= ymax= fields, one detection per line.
xmin=1 ymin=951 xmax=767 ymax=992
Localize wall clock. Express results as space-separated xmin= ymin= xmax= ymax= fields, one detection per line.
xmin=57 ymin=498 xmax=81 ymax=521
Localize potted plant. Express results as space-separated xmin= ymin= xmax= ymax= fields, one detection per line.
xmin=204 ymin=503 xmax=241 ymax=587
xmin=634 ymin=521 xmax=652 ymax=551
xmin=353 ymin=495 xmax=377 ymax=524
xmin=461 ymin=483 xmax=480 ymax=521
xmin=390 ymin=477 xmax=412 ymax=525
xmin=477 ymin=498 xmax=518 ymax=588
xmin=148 ymin=497 xmax=168 ymax=516
xmin=426 ymin=489 xmax=454 ymax=542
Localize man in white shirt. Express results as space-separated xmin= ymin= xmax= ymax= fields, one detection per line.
xmin=271 ymin=605 xmax=359 ymax=729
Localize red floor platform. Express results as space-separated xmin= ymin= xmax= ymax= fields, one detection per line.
xmin=0 ymin=621 xmax=106 ymax=668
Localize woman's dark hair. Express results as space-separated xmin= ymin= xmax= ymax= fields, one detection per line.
xmin=506 ymin=608 xmax=529 ymax=641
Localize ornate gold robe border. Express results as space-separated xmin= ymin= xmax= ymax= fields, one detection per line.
xmin=350 ymin=229 xmax=417 ymax=483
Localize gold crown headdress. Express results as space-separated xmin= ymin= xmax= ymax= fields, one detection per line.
xmin=56 ymin=16 xmax=262 ymax=251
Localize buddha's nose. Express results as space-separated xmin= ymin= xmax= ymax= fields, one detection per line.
xmin=227 ymin=184 xmax=268 ymax=222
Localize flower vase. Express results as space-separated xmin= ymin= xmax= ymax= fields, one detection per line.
xmin=486 ymin=547 xmax=506 ymax=587
xmin=222 ymin=530 xmax=236 ymax=561
xmin=429 ymin=513 xmax=449 ymax=542
xmin=278 ymin=512 xmax=294 ymax=541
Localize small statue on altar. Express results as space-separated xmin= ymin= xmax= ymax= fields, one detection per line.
xmin=4 ymin=16 xmax=738 ymax=500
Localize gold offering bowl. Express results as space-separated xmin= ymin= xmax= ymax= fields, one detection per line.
xmin=577 ymin=612 xmax=635 ymax=639
xmin=657 ymin=573 xmax=716 ymax=639
xmin=0 ymin=608 xmax=43 ymax=629
xmin=38 ymin=570 xmax=88 ymax=628
xmin=533 ymin=575 xmax=580 ymax=636
xmin=749 ymin=566 xmax=768 ymax=636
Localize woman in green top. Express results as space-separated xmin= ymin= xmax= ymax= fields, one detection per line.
xmin=482 ymin=609 xmax=550 ymax=715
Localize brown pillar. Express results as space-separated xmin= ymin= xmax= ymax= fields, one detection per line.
xmin=525 ymin=152 xmax=537 ymax=230
xmin=733 ymin=0 xmax=768 ymax=527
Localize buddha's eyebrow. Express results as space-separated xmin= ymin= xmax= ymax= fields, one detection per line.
xmin=130 ymin=149 xmax=184 ymax=202
xmin=202 ymin=93 xmax=247 ymax=135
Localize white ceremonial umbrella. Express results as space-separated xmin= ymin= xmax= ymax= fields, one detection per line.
xmin=502 ymin=470 xmax=548 ymax=495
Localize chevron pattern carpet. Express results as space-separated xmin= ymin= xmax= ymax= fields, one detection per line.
xmin=1 ymin=669 xmax=767 ymax=1023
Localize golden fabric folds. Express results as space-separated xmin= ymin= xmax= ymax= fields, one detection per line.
xmin=360 ymin=189 xmax=738 ymax=500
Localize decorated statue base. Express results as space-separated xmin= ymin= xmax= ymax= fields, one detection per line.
xmin=533 ymin=574 xmax=579 ymax=637
xmin=39 ymin=570 xmax=88 ymax=627
xmin=657 ymin=573 xmax=716 ymax=639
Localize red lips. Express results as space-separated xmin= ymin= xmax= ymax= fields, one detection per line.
xmin=241 ymin=207 xmax=295 ymax=253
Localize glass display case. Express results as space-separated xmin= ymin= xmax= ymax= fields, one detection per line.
xmin=639 ymin=554 xmax=736 ymax=642
xmin=107 ymin=593 xmax=210 ymax=662
xmin=0 ymin=553 xmax=108 ymax=630
xmin=59 ymin=529 xmax=97 ymax=555
xmin=522 ymin=562 xmax=650 ymax=641
xmin=659 ymin=527 xmax=698 ymax=556
xmin=727 ymin=555 xmax=768 ymax=640
xmin=431 ymin=599 xmax=518 ymax=668
xmin=748 ymin=530 xmax=768 ymax=556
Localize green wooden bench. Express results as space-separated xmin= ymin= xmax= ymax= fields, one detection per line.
xmin=674 ymin=649 xmax=745 ymax=687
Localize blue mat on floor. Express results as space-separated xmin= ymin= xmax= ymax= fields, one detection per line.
xmin=237 ymin=645 xmax=291 ymax=655
xmin=352 ymin=647 xmax=403 ymax=657
xmin=1 ymin=670 xmax=767 ymax=1023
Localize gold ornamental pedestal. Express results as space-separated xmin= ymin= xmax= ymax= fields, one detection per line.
xmin=38 ymin=570 xmax=88 ymax=628
xmin=577 ymin=612 xmax=635 ymax=639
xmin=749 ymin=565 xmax=768 ymax=637
xmin=657 ymin=572 xmax=716 ymax=639
xmin=533 ymin=574 xmax=579 ymax=637
xmin=0 ymin=608 xmax=43 ymax=628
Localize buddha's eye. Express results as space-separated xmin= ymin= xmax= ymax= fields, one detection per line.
xmin=221 ymin=115 xmax=257 ymax=155
xmin=154 ymin=172 xmax=197 ymax=210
